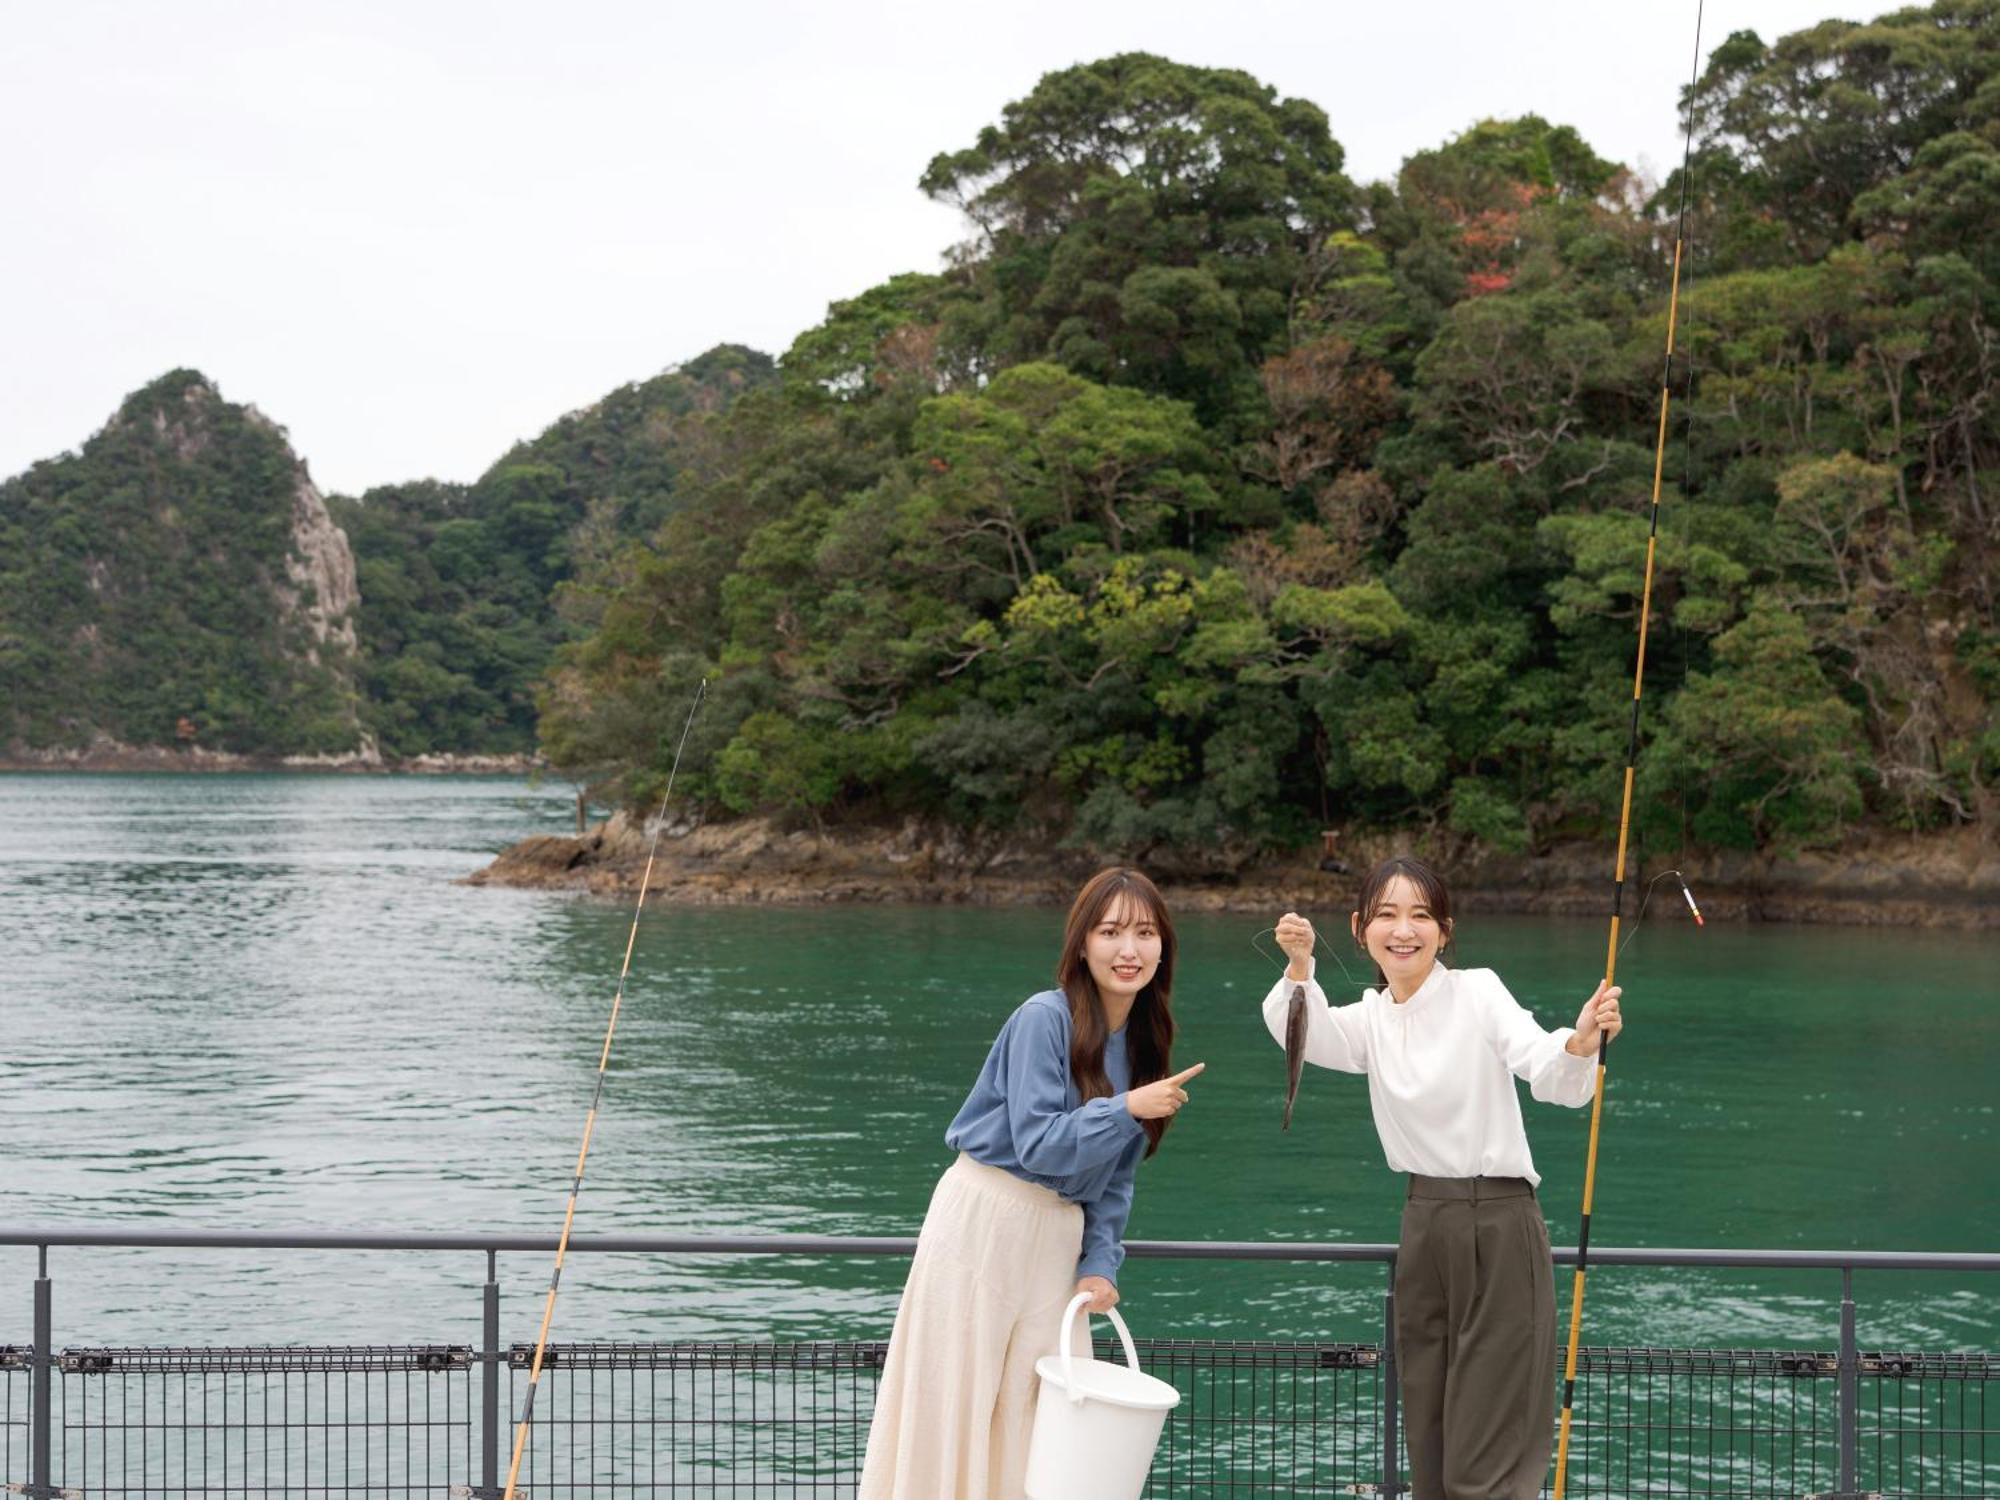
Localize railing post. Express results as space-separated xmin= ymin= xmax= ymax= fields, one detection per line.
xmin=1381 ymin=1262 xmax=1400 ymax=1498
xmin=31 ymin=1245 xmax=51 ymax=1500
xmin=482 ymin=1249 xmax=500 ymax=1499
xmin=1837 ymin=1266 xmax=1858 ymax=1499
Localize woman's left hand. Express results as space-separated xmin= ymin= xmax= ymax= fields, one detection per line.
xmin=1074 ymin=1276 xmax=1118 ymax=1314
xmin=1566 ymin=980 xmax=1623 ymax=1054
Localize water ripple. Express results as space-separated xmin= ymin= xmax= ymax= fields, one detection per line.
xmin=1 ymin=772 xmax=1995 ymax=1352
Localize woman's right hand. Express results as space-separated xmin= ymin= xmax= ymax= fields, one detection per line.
xmin=1276 ymin=912 xmax=1315 ymax=979
xmin=1126 ymin=1063 xmax=1206 ymax=1120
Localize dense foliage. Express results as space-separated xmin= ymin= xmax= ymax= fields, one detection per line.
xmin=326 ymin=346 xmax=776 ymax=755
xmin=0 ymin=372 xmax=360 ymax=754
xmin=8 ymin=6 xmax=1993 ymax=864
xmin=543 ymin=12 xmax=1998 ymax=856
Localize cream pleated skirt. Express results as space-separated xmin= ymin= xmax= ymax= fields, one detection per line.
xmin=858 ymin=1153 xmax=1085 ymax=1500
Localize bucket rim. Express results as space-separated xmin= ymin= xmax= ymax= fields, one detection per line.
xmin=1033 ymin=1353 xmax=1182 ymax=1413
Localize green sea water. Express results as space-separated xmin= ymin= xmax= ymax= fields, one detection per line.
xmin=1 ymin=773 xmax=1994 ymax=1359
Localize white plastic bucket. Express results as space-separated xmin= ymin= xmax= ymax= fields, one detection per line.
xmin=1024 ymin=1293 xmax=1181 ymax=1500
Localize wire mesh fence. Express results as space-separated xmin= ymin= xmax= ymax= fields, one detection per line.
xmin=499 ymin=1338 xmax=1389 ymax=1497
xmin=1130 ymin=1340 xmax=1386 ymax=1497
xmin=2 ymin=1347 xmax=27 ymax=1489
xmin=504 ymin=1341 xmax=883 ymax=1498
xmin=1561 ymin=1347 xmax=1839 ymax=1498
xmin=1864 ymin=1353 xmax=1998 ymax=1500
xmin=5 ymin=1231 xmax=1997 ymax=1497
xmin=42 ymin=1346 xmax=476 ymax=1498
xmin=4 ymin=1337 xmax=1992 ymax=1497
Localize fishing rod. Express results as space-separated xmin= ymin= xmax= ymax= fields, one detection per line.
xmin=503 ymin=679 xmax=708 ymax=1500
xmin=1551 ymin=6 xmax=1705 ymax=1494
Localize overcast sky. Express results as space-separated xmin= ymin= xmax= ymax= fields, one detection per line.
xmin=3 ymin=0 xmax=1859 ymax=498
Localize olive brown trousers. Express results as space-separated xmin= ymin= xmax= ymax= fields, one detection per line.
xmin=1394 ymin=1174 xmax=1558 ymax=1500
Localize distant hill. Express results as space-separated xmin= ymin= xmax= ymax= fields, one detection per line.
xmin=0 ymin=346 xmax=778 ymax=763
xmin=0 ymin=370 xmax=362 ymax=756
xmin=326 ymin=344 xmax=777 ymax=756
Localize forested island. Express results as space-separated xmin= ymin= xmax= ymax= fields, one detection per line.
xmin=3 ymin=4 xmax=1994 ymax=919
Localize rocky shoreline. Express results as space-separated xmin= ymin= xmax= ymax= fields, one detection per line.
xmin=466 ymin=813 xmax=2000 ymax=929
xmin=10 ymin=747 xmax=1991 ymax=925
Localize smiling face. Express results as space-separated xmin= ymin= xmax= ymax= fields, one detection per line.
xmin=1083 ymin=893 xmax=1164 ymax=1010
xmin=1352 ymin=874 xmax=1449 ymax=995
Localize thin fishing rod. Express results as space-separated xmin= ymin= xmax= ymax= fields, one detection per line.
xmin=1551 ymin=7 xmax=1704 ymax=1496
xmin=503 ymin=679 xmax=708 ymax=1500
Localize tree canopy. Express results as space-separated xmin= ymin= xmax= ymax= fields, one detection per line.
xmin=542 ymin=6 xmax=1997 ymax=857
xmin=10 ymin=3 xmax=1993 ymax=861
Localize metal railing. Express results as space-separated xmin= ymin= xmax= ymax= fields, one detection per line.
xmin=3 ymin=1226 xmax=1995 ymax=1497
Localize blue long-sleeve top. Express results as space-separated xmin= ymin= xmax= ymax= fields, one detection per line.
xmin=944 ymin=990 xmax=1149 ymax=1284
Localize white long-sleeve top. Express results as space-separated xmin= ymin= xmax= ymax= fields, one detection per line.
xmin=1263 ymin=960 xmax=1596 ymax=1186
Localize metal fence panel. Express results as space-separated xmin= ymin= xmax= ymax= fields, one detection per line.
xmin=4 ymin=1340 xmax=1990 ymax=1498
xmin=1562 ymin=1348 xmax=1838 ymax=1498
xmin=39 ymin=1347 xmax=475 ymax=1499
xmin=1862 ymin=1352 xmax=1999 ymax=1500
xmin=5 ymin=1231 xmax=1996 ymax=1497
xmin=1 ymin=1348 xmax=26 ymax=1489
xmin=506 ymin=1342 xmax=880 ymax=1498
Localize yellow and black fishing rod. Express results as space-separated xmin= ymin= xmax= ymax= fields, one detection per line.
xmin=1550 ymin=9 xmax=1705 ymax=1497
xmin=503 ymin=679 xmax=707 ymax=1500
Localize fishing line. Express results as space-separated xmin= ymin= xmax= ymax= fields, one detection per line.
xmin=1249 ymin=924 xmax=1433 ymax=997
xmin=1617 ymin=869 xmax=1705 ymax=962
xmin=1551 ymin=5 xmax=1706 ymax=1493
xmin=1251 ymin=866 xmax=1701 ymax=997
xmin=1249 ymin=926 xmax=1372 ymax=992
xmin=502 ymin=679 xmax=708 ymax=1500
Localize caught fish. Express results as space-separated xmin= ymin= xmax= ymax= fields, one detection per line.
xmin=1282 ymin=983 xmax=1307 ymax=1131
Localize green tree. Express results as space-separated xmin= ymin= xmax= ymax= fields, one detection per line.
xmin=1647 ymin=604 xmax=1867 ymax=848
xmin=522 ymin=16 xmax=1994 ymax=864
xmin=1669 ymin=3 xmax=1999 ymax=268
xmin=920 ymin=54 xmax=1356 ymax=429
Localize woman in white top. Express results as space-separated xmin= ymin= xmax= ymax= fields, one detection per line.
xmin=1264 ymin=855 xmax=1622 ymax=1500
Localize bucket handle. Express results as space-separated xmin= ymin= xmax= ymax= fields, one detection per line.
xmin=1057 ymin=1292 xmax=1142 ymax=1403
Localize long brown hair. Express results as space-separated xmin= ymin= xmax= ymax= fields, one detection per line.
xmin=1055 ymin=868 xmax=1178 ymax=1158
xmin=1352 ymin=855 xmax=1455 ymax=985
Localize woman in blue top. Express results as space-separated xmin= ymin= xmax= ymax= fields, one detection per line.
xmin=859 ymin=867 xmax=1205 ymax=1500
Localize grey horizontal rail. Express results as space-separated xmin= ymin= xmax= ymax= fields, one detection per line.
xmin=2 ymin=1225 xmax=1996 ymax=1271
